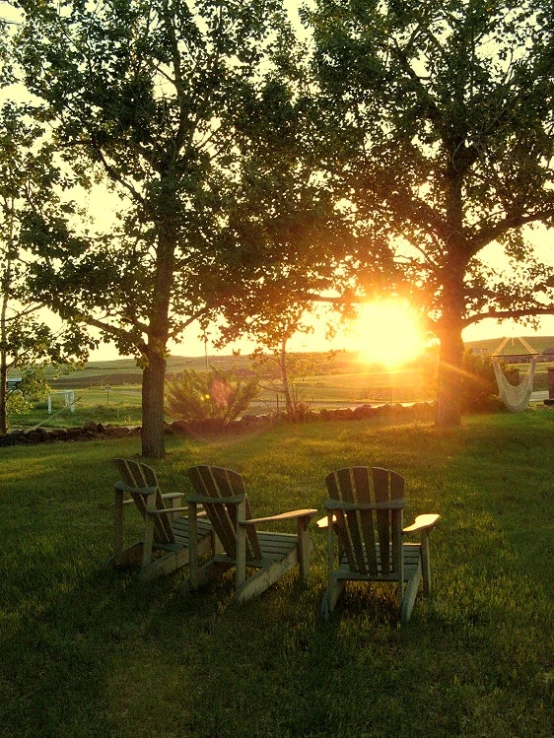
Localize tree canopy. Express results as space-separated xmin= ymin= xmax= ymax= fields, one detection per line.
xmin=15 ymin=0 xmax=308 ymax=456
xmin=0 ymin=97 xmax=93 ymax=435
xmin=303 ymin=0 xmax=554 ymax=424
xmin=8 ymin=0 xmax=554 ymax=440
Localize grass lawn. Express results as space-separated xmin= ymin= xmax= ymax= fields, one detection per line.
xmin=1 ymin=411 xmax=553 ymax=737
xmin=10 ymin=388 xmax=143 ymax=430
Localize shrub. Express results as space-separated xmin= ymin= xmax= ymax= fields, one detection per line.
xmin=165 ymin=367 xmax=259 ymax=426
xmin=7 ymin=369 xmax=50 ymax=422
xmin=460 ymin=351 xmax=504 ymax=413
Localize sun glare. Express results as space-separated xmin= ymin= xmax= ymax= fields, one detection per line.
xmin=353 ymin=300 xmax=425 ymax=367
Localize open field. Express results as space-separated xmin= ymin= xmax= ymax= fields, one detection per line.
xmin=40 ymin=334 xmax=554 ymax=389
xmin=12 ymin=367 xmax=432 ymax=430
xmin=9 ymin=387 xmax=143 ymax=430
xmin=8 ymin=336 xmax=554 ymax=429
xmin=1 ymin=411 xmax=553 ymax=737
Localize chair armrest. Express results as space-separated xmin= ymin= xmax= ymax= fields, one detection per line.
xmin=319 ymin=512 xmax=440 ymax=534
xmin=240 ymin=508 xmax=317 ymax=527
xmin=114 ymin=481 xmax=157 ymax=496
xmin=316 ymin=514 xmax=334 ymax=529
xmin=146 ymin=507 xmax=207 ymax=518
xmin=146 ymin=506 xmax=188 ymax=516
xmin=403 ymin=513 xmax=440 ymax=534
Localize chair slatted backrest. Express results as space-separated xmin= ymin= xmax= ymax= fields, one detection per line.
xmin=187 ymin=466 xmax=262 ymax=561
xmin=325 ymin=466 xmax=405 ymax=577
xmin=114 ymin=458 xmax=175 ymax=544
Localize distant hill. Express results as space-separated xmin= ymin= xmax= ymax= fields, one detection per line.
xmin=464 ymin=336 xmax=554 ymax=355
xmin=47 ymin=350 xmax=367 ymax=388
xmin=48 ymin=354 xmax=237 ymax=387
xmin=42 ymin=337 xmax=554 ymax=388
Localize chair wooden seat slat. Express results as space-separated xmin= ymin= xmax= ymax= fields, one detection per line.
xmin=185 ymin=465 xmax=317 ymax=602
xmin=109 ymin=458 xmax=213 ymax=581
xmin=321 ymin=466 xmax=439 ymax=624
xmin=171 ymin=517 xmax=212 ymax=546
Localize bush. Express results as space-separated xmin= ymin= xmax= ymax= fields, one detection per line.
xmin=460 ymin=351 xmax=504 ymax=413
xmin=7 ymin=369 xmax=50 ymax=422
xmin=165 ymin=367 xmax=259 ymax=426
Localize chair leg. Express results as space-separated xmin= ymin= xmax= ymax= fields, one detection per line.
xmin=321 ymin=578 xmax=345 ymax=620
xmin=235 ymin=550 xmax=298 ymax=603
xmin=236 ymin=523 xmax=247 ymax=590
xmin=114 ymin=488 xmax=125 ymax=566
xmin=181 ymin=559 xmax=231 ymax=593
xmin=297 ymin=518 xmax=312 ymax=582
xmin=400 ymin=558 xmax=423 ymax=624
xmin=110 ymin=541 xmax=144 ymax=568
xmin=188 ymin=501 xmax=199 ymax=590
xmin=141 ymin=514 xmax=155 ymax=568
xmin=421 ymin=534 xmax=432 ymax=597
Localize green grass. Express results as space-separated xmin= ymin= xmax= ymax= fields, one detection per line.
xmin=11 ymin=365 xmax=433 ymax=430
xmin=10 ymin=342 xmax=552 ymax=429
xmin=291 ymin=368 xmax=433 ymax=404
xmin=1 ymin=411 xmax=553 ymax=737
xmin=9 ymin=387 xmax=143 ymax=430
xmin=9 ymin=370 xmax=432 ymax=430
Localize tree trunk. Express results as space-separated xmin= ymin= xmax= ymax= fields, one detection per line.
xmin=141 ymin=345 xmax=167 ymax=458
xmin=0 ymin=350 xmax=8 ymax=436
xmin=279 ymin=337 xmax=295 ymax=418
xmin=1 ymin=257 xmax=9 ymax=436
xmin=435 ymin=317 xmax=465 ymax=428
xmin=434 ymin=203 xmax=468 ymax=428
xmin=140 ymin=218 xmax=175 ymax=458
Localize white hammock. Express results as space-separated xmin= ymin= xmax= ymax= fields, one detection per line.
xmin=492 ymin=356 xmax=537 ymax=412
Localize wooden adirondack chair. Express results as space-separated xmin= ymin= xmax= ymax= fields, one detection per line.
xmin=110 ymin=458 xmax=213 ymax=581
xmin=186 ymin=465 xmax=318 ymax=602
xmin=320 ymin=466 xmax=439 ymax=623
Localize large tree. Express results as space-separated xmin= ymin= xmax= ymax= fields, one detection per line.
xmin=15 ymin=0 xmax=297 ymax=457
xmin=0 ymin=89 xmax=92 ymax=433
xmin=304 ymin=0 xmax=554 ymax=426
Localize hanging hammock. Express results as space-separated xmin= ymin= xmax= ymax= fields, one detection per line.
xmin=492 ymin=356 xmax=537 ymax=412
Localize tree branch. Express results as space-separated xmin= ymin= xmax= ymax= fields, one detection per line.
xmin=464 ymin=305 xmax=554 ymax=328
xmin=88 ymin=136 xmax=147 ymax=206
xmin=473 ymin=208 xmax=554 ymax=252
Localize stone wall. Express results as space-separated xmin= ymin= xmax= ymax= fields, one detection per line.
xmin=0 ymin=402 xmax=437 ymax=447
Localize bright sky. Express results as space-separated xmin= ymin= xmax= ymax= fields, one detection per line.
xmin=88 ymin=302 xmax=554 ymax=366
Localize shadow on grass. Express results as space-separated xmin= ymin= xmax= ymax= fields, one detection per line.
xmin=3 ymin=547 xmax=547 ymax=738
xmin=2 ymin=413 xmax=553 ymax=737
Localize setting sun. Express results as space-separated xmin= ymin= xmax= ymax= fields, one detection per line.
xmin=352 ymin=300 xmax=426 ymax=367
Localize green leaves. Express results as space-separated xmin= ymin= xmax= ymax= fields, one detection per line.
xmin=165 ymin=366 xmax=259 ymax=425
xmin=12 ymin=1 xmax=307 ymax=454
xmin=0 ymin=94 xmax=96 ymax=434
xmin=302 ymin=0 xmax=554 ymax=425
xmin=307 ymin=0 xmax=554 ymax=318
